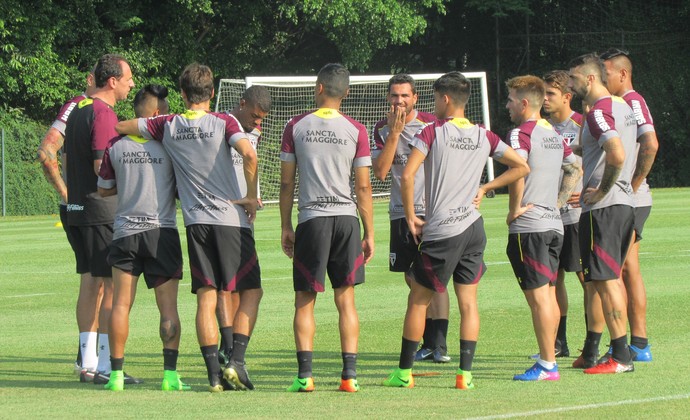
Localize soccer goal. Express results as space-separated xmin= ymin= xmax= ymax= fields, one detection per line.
xmin=215 ymin=72 xmax=494 ymax=204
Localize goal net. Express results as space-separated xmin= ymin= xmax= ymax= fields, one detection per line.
xmin=215 ymin=72 xmax=494 ymax=203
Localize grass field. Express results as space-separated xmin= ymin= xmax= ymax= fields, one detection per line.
xmin=1 ymin=188 xmax=689 ymax=418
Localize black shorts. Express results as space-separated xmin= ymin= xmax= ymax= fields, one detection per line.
xmin=633 ymin=206 xmax=651 ymax=242
xmin=186 ymin=224 xmax=261 ymax=294
xmin=507 ymin=231 xmax=563 ymax=290
xmin=559 ymin=223 xmax=582 ymax=272
xmin=579 ymin=206 xmax=634 ymax=282
xmin=107 ymin=228 xmax=183 ymax=289
xmin=410 ymin=217 xmax=487 ymax=292
xmin=389 ymin=218 xmax=421 ymax=272
xmin=293 ymin=216 xmax=364 ymax=292
xmin=66 ymin=223 xmax=114 ymax=277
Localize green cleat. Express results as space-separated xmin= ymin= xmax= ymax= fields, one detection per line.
xmin=455 ymin=369 xmax=475 ymax=389
xmin=161 ymin=370 xmax=191 ymax=391
xmin=104 ymin=370 xmax=124 ymax=391
xmin=286 ymin=376 xmax=315 ymax=392
xmin=382 ymin=368 xmax=414 ymax=388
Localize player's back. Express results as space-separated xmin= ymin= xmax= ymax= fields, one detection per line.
xmin=622 ymin=90 xmax=655 ymax=208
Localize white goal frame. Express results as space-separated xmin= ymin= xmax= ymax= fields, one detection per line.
xmin=215 ymin=72 xmax=495 ymax=204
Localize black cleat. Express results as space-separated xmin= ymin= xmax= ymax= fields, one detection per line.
xmin=209 ymin=372 xmax=235 ymax=392
xmin=93 ymin=371 xmax=144 ymax=385
xmin=224 ymin=360 xmax=255 ymax=390
xmin=555 ymin=340 xmax=570 ymax=358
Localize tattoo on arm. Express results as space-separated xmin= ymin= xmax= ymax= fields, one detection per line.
xmin=557 ymin=162 xmax=582 ymax=207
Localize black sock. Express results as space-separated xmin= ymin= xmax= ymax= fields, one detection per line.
xmin=110 ymin=357 xmax=124 ymax=372
xmin=459 ymin=339 xmax=477 ymax=371
xmin=341 ymin=352 xmax=357 ymax=379
xmin=231 ymin=333 xmax=250 ymax=363
xmin=557 ymin=316 xmax=567 ymax=343
xmin=201 ymin=345 xmax=221 ymax=383
xmin=219 ymin=326 xmax=234 ymax=356
xmin=611 ymin=335 xmax=631 ymax=363
xmin=399 ymin=337 xmax=419 ymax=370
xmin=433 ymin=319 xmax=449 ymax=352
xmin=583 ymin=331 xmax=602 ymax=359
xmin=422 ymin=318 xmax=434 ymax=349
xmin=630 ymin=335 xmax=648 ymax=349
xmin=163 ymin=348 xmax=178 ymax=371
xmin=297 ymin=351 xmax=313 ymax=378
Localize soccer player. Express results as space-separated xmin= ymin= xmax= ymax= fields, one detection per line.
xmin=541 ymin=70 xmax=585 ymax=357
xmin=36 ymin=70 xmax=99 ymax=374
xmin=567 ymin=53 xmax=637 ymax=373
xmin=115 ymin=63 xmax=263 ymax=392
xmin=600 ymin=48 xmax=659 ymax=362
xmin=383 ymin=71 xmax=529 ymax=389
xmin=504 ymin=75 xmax=581 ymax=381
xmin=97 ymin=85 xmax=189 ymax=391
xmin=216 ymin=85 xmax=272 ymax=366
xmin=371 ymin=74 xmax=450 ymax=363
xmin=280 ymin=63 xmax=374 ymax=393
xmin=63 ymin=54 xmax=139 ymax=384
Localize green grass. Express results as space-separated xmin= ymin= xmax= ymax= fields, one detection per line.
xmin=1 ymin=188 xmax=689 ymax=418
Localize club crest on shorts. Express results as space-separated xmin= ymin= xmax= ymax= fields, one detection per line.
xmin=389 ymin=252 xmax=397 ymax=266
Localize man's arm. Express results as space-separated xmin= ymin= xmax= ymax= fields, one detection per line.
xmin=115 ymin=119 xmax=141 ymax=136
xmin=279 ymin=161 xmax=297 ymax=258
xmin=231 ymin=138 xmax=259 ymax=222
xmin=475 ymin=147 xmax=530 ymax=210
xmin=354 ymin=166 xmax=374 ymax=264
xmin=557 ymin=161 xmax=583 ymax=208
xmin=401 ymin=148 xmax=426 ymax=243
xmin=97 ymin=186 xmax=117 ymax=197
xmin=631 ymin=131 xmax=659 ymax=192
xmin=583 ymin=137 xmax=625 ymax=204
xmin=372 ymin=106 xmax=405 ymax=181
xmin=36 ymin=127 xmax=68 ymax=202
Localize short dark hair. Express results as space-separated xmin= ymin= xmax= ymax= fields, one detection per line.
xmin=388 ymin=74 xmax=416 ymax=95
xmin=93 ymin=54 xmax=128 ymax=88
xmin=543 ymin=70 xmax=571 ymax=95
xmin=133 ymin=84 xmax=169 ymax=117
xmin=600 ymin=47 xmax=633 ymax=74
xmin=242 ymin=85 xmax=272 ymax=112
xmin=433 ymin=71 xmax=471 ymax=106
xmin=179 ymin=63 xmax=214 ymax=104
xmin=316 ymin=63 xmax=349 ymax=99
xmin=568 ymin=53 xmax=607 ymax=85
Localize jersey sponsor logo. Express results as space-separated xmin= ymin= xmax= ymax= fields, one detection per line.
xmin=439 ymin=206 xmax=472 ymax=226
xmin=119 ymin=150 xmax=165 ymax=164
xmin=510 ymin=129 xmax=521 ymax=149
xmin=121 ymin=218 xmax=160 ymax=230
xmin=393 ymin=153 xmax=408 ymax=165
xmin=174 ymin=126 xmax=215 ymax=141
xmin=542 ymin=136 xmax=563 ymax=150
xmin=444 ymin=135 xmax=481 ymax=151
xmin=303 ymin=129 xmax=349 ymax=145
xmin=78 ymin=98 xmax=94 ymax=108
xmin=389 ymin=252 xmax=397 ymax=266
xmin=631 ymin=100 xmax=647 ymax=126
xmin=189 ymin=203 xmax=229 ymax=212
xmin=593 ymin=109 xmax=611 ymax=132
xmin=60 ymin=102 xmax=78 ymax=123
xmin=312 ymin=195 xmax=349 ymax=209
xmin=66 ymin=204 xmax=84 ymax=212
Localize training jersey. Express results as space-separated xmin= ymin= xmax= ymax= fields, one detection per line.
xmin=508 ymin=119 xmax=576 ymax=234
xmin=97 ymin=135 xmax=177 ymax=240
xmin=548 ymin=111 xmax=583 ymax=226
xmin=622 ymin=90 xmax=655 ymax=208
xmin=138 ymin=110 xmax=251 ymax=228
xmin=580 ymin=96 xmax=637 ymax=212
xmin=51 ymin=93 xmax=86 ymax=206
xmin=371 ymin=110 xmax=436 ymax=220
xmin=64 ymin=97 xmax=118 ymax=226
xmin=226 ymin=113 xmax=262 ymax=198
xmin=281 ymin=108 xmax=372 ymax=224
xmin=410 ymin=117 xmax=509 ymax=242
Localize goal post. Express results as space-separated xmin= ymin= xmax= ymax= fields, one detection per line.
xmin=215 ymin=72 xmax=494 ymax=204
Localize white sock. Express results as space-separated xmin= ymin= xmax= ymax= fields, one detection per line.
xmin=79 ymin=332 xmax=98 ymax=371
xmin=97 ymin=333 xmax=111 ymax=373
xmin=537 ymin=357 xmax=557 ymax=370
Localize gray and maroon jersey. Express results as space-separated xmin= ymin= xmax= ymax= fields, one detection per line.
xmin=226 ymin=113 xmax=262 ymax=198
xmin=281 ymin=108 xmax=372 ymax=224
xmin=548 ymin=111 xmax=583 ymax=225
xmin=508 ymin=119 xmax=576 ymax=234
xmin=371 ymin=110 xmax=436 ymax=220
xmin=64 ymin=97 xmax=118 ymax=226
xmin=138 ymin=110 xmax=251 ymax=228
xmin=98 ymin=135 xmax=177 ymax=240
xmin=622 ymin=90 xmax=655 ymax=208
xmin=52 ymin=93 xmax=86 ymax=136
xmin=411 ymin=118 xmax=509 ymax=242
xmin=580 ymin=96 xmax=637 ymax=212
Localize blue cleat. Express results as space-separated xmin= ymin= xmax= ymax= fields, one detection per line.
xmin=513 ymin=363 xmax=560 ymax=381
xmin=630 ymin=344 xmax=652 ymax=362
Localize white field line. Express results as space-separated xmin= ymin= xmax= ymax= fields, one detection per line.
xmin=6 ymin=293 xmax=56 ymax=298
xmin=467 ymin=393 xmax=690 ymax=419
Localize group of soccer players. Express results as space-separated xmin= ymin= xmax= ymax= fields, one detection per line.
xmin=37 ymin=48 xmax=657 ymax=392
